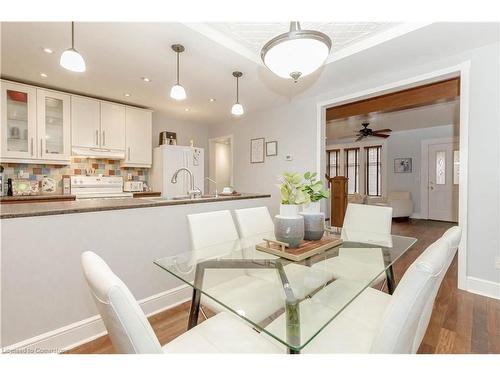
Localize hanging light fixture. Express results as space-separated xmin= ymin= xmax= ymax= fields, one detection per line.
xmin=261 ymin=22 xmax=331 ymax=82
xmin=60 ymin=22 xmax=86 ymax=73
xmin=170 ymin=44 xmax=187 ymax=100
xmin=231 ymin=71 xmax=244 ymax=116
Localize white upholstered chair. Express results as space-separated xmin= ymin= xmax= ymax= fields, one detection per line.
xmin=81 ymin=251 xmax=280 ymax=354
xmin=187 ymin=210 xmax=283 ymax=323
xmin=262 ymin=234 xmax=453 ymax=353
xmin=234 ymin=206 xmax=333 ymax=299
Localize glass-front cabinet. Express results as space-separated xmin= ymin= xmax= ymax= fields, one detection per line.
xmin=1 ymin=81 xmax=37 ymax=159
xmin=36 ymin=89 xmax=71 ymax=161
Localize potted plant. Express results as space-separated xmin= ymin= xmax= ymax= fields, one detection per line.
xmin=275 ymin=172 xmax=309 ymax=247
xmin=301 ymin=172 xmax=330 ymax=240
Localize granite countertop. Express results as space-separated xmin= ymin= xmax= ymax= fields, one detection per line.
xmin=0 ymin=193 xmax=271 ymax=219
xmin=0 ymin=194 xmax=76 ymax=202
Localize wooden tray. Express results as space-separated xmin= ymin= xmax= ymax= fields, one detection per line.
xmin=256 ymin=235 xmax=343 ymax=262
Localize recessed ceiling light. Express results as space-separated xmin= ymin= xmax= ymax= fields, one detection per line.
xmin=43 ymin=48 xmax=53 ymax=54
xmin=184 ymin=108 xmax=190 ymax=112
xmin=209 ymin=98 xmax=216 ymax=102
xmin=40 ymin=73 xmax=48 ymax=78
xmin=124 ymin=93 xmax=131 ymax=97
xmin=141 ymin=77 xmax=151 ymax=82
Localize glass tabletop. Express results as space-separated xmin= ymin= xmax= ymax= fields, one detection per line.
xmin=154 ymin=232 xmax=416 ymax=352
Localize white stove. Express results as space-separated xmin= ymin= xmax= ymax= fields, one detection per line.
xmin=70 ymin=176 xmax=133 ymax=199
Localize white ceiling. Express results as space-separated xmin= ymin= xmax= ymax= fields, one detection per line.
xmin=326 ymin=99 xmax=460 ymax=141
xmin=1 ymin=22 xmax=498 ymax=125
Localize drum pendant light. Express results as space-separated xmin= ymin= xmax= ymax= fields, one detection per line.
xmin=261 ymin=22 xmax=331 ymax=82
xmin=60 ymin=22 xmax=86 ymax=73
xmin=170 ymin=44 xmax=187 ymax=100
xmin=231 ymin=71 xmax=244 ymax=116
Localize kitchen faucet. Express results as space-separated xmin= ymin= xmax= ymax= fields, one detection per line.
xmin=171 ymin=168 xmax=202 ymax=199
xmin=205 ymin=177 xmax=218 ymax=197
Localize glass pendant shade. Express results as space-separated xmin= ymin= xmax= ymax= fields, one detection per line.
xmin=231 ymin=103 xmax=244 ymax=116
xmin=60 ymin=48 xmax=86 ymax=72
xmin=60 ymin=22 xmax=86 ymax=73
xmin=170 ymin=84 xmax=187 ymax=100
xmin=261 ymin=22 xmax=331 ymax=81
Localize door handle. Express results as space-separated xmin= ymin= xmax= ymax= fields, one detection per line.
xmin=95 ymin=130 xmax=99 ymax=146
xmin=102 ymin=130 xmax=106 ymax=146
xmin=40 ymin=139 xmax=43 ymax=158
xmin=128 ymin=147 xmax=131 ymax=161
xmin=30 ymin=138 xmax=34 ymax=156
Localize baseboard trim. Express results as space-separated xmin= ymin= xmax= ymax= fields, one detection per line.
xmin=1 ymin=285 xmax=192 ymax=353
xmin=466 ymin=276 xmax=500 ymax=300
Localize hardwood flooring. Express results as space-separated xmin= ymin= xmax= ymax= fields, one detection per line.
xmin=67 ymin=219 xmax=500 ymax=354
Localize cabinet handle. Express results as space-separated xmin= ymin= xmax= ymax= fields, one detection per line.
xmin=95 ymin=130 xmax=99 ymax=146
xmin=40 ymin=139 xmax=43 ymax=158
xmin=30 ymin=138 xmax=34 ymax=156
xmin=102 ymin=130 xmax=106 ymax=146
xmin=128 ymin=147 xmax=131 ymax=161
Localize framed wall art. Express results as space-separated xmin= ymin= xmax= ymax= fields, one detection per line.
xmin=250 ymin=137 xmax=265 ymax=163
xmin=266 ymin=141 xmax=278 ymax=157
xmin=394 ymin=158 xmax=412 ymax=173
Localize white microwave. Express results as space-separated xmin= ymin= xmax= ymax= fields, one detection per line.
xmin=123 ymin=181 xmax=144 ymax=192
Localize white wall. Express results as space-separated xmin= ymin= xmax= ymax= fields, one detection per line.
xmin=209 ymin=41 xmax=500 ymax=287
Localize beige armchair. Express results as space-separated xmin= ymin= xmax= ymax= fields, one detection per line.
xmin=366 ymin=191 xmax=413 ymax=219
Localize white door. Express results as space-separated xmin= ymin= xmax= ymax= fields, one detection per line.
xmin=1 ymin=82 xmax=37 ymax=159
xmin=71 ymin=96 xmax=100 ymax=149
xmin=100 ymin=102 xmax=126 ymax=150
xmin=37 ymin=89 xmax=71 ymax=161
xmin=124 ymin=107 xmax=152 ymax=166
xmin=428 ymin=142 xmax=459 ymax=222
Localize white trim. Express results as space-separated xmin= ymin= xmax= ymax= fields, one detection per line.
xmin=208 ymin=134 xmax=234 ymax=192
xmin=315 ymin=61 xmax=471 ymax=293
xmin=466 ymin=277 xmax=500 ymax=300
xmin=1 ymin=285 xmax=191 ymax=354
xmin=420 ymin=136 xmax=459 ymax=220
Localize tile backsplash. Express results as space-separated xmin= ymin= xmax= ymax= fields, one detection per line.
xmin=1 ymin=158 xmax=149 ymax=194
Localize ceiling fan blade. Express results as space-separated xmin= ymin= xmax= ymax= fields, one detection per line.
xmin=355 ymin=135 xmax=365 ymax=142
xmin=372 ymin=133 xmax=390 ymax=138
xmin=372 ymin=129 xmax=392 ymax=133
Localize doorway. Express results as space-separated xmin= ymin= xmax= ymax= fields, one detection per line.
xmin=208 ymin=135 xmax=233 ymax=195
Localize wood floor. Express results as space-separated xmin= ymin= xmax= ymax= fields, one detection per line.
xmin=67 ymin=219 xmax=500 ymax=354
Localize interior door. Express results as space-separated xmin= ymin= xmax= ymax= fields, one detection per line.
xmin=428 ymin=142 xmax=459 ymax=222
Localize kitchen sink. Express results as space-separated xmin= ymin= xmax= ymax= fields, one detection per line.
xmin=139 ymin=194 xmax=219 ymax=202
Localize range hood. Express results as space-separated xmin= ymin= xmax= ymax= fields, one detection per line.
xmin=72 ymin=147 xmax=126 ymax=160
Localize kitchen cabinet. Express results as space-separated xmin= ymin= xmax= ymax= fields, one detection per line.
xmin=1 ymin=81 xmax=37 ymax=160
xmin=100 ymin=102 xmax=126 ymax=151
xmin=122 ymin=107 xmax=152 ymax=167
xmin=36 ymin=89 xmax=71 ymax=161
xmin=71 ymin=96 xmax=100 ymax=149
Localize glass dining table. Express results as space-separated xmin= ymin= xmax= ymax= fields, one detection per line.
xmin=154 ymin=232 xmax=417 ymax=354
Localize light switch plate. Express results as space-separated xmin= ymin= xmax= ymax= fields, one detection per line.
xmin=285 ymin=154 xmax=293 ymax=161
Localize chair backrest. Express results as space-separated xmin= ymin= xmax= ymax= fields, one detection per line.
xmin=187 ymin=210 xmax=240 ymax=250
xmin=388 ymin=191 xmax=411 ymax=200
xmin=81 ymin=251 xmax=162 ymax=354
xmin=341 ymin=203 xmax=393 ymax=247
xmin=234 ymin=207 xmax=274 ymax=243
xmin=370 ymin=237 xmax=450 ymax=353
xmin=410 ymin=226 xmax=462 ymax=352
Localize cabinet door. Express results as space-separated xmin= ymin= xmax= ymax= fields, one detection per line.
xmin=71 ymin=96 xmax=100 ymax=149
xmin=124 ymin=108 xmax=152 ymax=166
xmin=37 ymin=89 xmax=71 ymax=161
xmin=100 ymin=102 xmax=125 ymax=150
xmin=1 ymin=82 xmax=37 ymax=159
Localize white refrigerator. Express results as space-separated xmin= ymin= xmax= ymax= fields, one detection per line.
xmin=150 ymin=145 xmax=204 ymax=198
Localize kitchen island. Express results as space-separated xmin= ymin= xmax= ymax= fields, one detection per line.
xmin=0 ymin=193 xmax=271 ymax=351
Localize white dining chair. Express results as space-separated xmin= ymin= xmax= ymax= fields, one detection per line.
xmin=234 ymin=206 xmax=334 ymax=299
xmin=81 ymin=251 xmax=280 ymax=354
xmin=260 ymin=235 xmax=452 ymax=353
xmin=187 ymin=210 xmax=283 ymax=323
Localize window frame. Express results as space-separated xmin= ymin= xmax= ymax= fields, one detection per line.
xmin=344 ymin=147 xmax=360 ymax=194
xmin=365 ymin=145 xmax=382 ymax=196
xmin=327 ymin=149 xmax=340 ymax=178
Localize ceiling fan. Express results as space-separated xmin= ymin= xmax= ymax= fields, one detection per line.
xmin=355 ymin=122 xmax=392 ymax=141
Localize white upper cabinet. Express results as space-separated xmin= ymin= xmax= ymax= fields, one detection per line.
xmin=1 ymin=82 xmax=37 ymax=160
xmin=123 ymin=107 xmax=152 ymax=167
xmin=71 ymin=96 xmax=100 ymax=149
xmin=37 ymin=89 xmax=71 ymax=161
xmin=100 ymin=102 xmax=126 ymax=151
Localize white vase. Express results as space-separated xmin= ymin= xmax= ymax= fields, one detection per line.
xmin=274 ymin=204 xmax=304 ymax=248
xmin=302 ymin=201 xmax=321 ymax=214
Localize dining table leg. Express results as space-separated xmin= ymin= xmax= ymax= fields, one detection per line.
xmin=187 ymin=263 xmax=205 ymax=329
xmin=386 ymin=264 xmax=396 ymax=295
xmin=286 ymin=297 xmax=301 ymax=354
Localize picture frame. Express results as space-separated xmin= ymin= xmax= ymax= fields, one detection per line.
xmin=265 ymin=141 xmax=278 ymax=157
xmin=394 ymin=158 xmax=412 ymax=173
xmin=250 ymin=137 xmax=265 ymax=163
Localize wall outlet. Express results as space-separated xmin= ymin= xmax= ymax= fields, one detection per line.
xmin=284 ymin=154 xmax=293 ymax=161
xmin=495 ymin=257 xmax=500 ymax=270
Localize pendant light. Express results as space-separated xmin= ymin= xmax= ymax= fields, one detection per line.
xmin=231 ymin=71 xmax=244 ymax=116
xmin=170 ymin=44 xmax=187 ymax=100
xmin=60 ymin=22 xmax=86 ymax=73
xmin=261 ymin=22 xmax=331 ymax=82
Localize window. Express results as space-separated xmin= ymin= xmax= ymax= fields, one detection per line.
xmin=365 ymin=146 xmax=382 ymax=196
xmin=327 ymin=149 xmax=340 ymax=178
xmin=345 ymin=148 xmax=359 ymax=194
xmin=436 ymin=151 xmax=446 ymax=185
xmin=453 ymin=150 xmax=460 ymax=185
